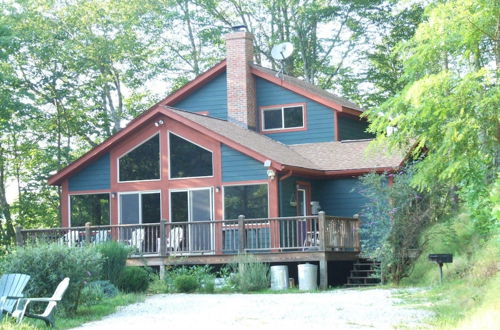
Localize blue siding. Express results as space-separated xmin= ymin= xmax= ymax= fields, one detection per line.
xmin=69 ymin=154 xmax=110 ymax=191
xmin=221 ymin=145 xmax=267 ymax=182
xmin=256 ymin=77 xmax=335 ymax=144
xmin=316 ymin=178 xmax=368 ymax=217
xmin=171 ymin=72 xmax=227 ymax=119
xmin=338 ymin=116 xmax=374 ymax=140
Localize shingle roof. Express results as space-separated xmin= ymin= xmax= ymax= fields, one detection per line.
xmin=251 ymin=64 xmax=364 ymax=112
xmin=168 ymin=107 xmax=404 ymax=172
xmin=289 ymin=140 xmax=405 ymax=171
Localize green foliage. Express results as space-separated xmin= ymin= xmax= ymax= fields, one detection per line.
xmin=364 ymin=0 xmax=499 ymax=237
xmin=229 ymin=254 xmax=270 ymax=292
xmin=95 ymin=241 xmax=131 ymax=285
xmin=0 ymin=244 xmax=103 ymax=314
xmin=359 ymin=168 xmax=451 ymax=283
xmin=173 ymin=275 xmax=199 ymax=293
xmin=116 ymin=267 xmax=150 ymax=293
xmin=80 ymin=280 xmax=119 ymax=307
xmin=400 ymin=214 xmax=499 ymax=328
xmin=164 ymin=265 xmax=215 ymax=293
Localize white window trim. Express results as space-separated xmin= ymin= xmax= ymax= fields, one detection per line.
xmin=118 ymin=190 xmax=162 ymax=224
xmin=222 ymin=182 xmax=270 ymax=220
xmin=168 ymin=131 xmax=215 ymax=180
xmin=117 ymin=132 xmax=161 ymax=183
xmin=261 ymin=105 xmax=305 ymax=132
xmin=68 ymin=192 xmax=111 ymax=227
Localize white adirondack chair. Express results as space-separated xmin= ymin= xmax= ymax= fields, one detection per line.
xmin=13 ymin=277 xmax=70 ymax=327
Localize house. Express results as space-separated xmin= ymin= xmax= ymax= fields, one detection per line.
xmin=44 ymin=29 xmax=404 ymax=287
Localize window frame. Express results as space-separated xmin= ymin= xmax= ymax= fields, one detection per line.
xmin=260 ymin=103 xmax=307 ymax=133
xmin=117 ymin=132 xmax=161 ymax=183
xmin=168 ymin=131 xmax=214 ymax=180
xmin=118 ymin=190 xmax=162 ymax=224
xmin=68 ymin=192 xmax=111 ymax=227
xmin=222 ymin=182 xmax=270 ymax=220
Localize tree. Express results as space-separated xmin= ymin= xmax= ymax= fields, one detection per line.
xmin=365 ymin=0 xmax=499 ymax=234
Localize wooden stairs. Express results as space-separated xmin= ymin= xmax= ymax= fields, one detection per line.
xmin=346 ymin=258 xmax=381 ymax=287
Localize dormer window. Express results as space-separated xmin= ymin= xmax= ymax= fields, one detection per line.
xmin=261 ymin=104 xmax=305 ymax=131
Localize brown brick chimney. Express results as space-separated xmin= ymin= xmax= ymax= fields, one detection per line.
xmin=225 ymin=30 xmax=256 ymax=129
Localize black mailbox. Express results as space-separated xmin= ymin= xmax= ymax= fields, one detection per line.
xmin=429 ymin=253 xmax=453 ymax=283
xmin=428 ymin=254 xmax=453 ymax=264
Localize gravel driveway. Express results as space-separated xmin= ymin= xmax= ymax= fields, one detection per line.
xmin=76 ymin=288 xmax=431 ymax=329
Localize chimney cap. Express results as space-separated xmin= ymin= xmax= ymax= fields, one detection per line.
xmin=231 ymin=25 xmax=247 ymax=32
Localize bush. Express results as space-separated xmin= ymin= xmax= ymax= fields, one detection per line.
xmin=229 ymin=254 xmax=269 ymax=292
xmin=80 ymin=280 xmax=119 ymax=306
xmin=148 ymin=275 xmax=169 ymax=294
xmin=95 ymin=241 xmax=131 ymax=285
xmin=164 ymin=265 xmax=215 ymax=293
xmin=173 ymin=275 xmax=199 ymax=293
xmin=0 ymin=243 xmax=103 ymax=314
xmin=116 ymin=267 xmax=150 ymax=292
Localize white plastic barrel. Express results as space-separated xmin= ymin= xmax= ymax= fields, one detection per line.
xmin=298 ymin=263 xmax=318 ymax=290
xmin=270 ymin=265 xmax=289 ymax=290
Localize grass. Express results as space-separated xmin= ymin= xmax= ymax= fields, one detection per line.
xmin=0 ymin=293 xmax=145 ymax=330
xmin=395 ymin=213 xmax=499 ymax=329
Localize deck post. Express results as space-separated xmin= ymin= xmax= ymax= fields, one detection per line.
xmin=159 ymin=220 xmax=167 ymax=257
xmin=15 ymin=226 xmax=24 ymax=246
xmin=319 ymin=257 xmax=328 ymax=290
xmin=85 ymin=222 xmax=91 ymax=245
xmin=318 ymin=211 xmax=327 ymax=251
xmin=238 ymin=215 xmax=246 ymax=254
xmin=159 ymin=265 xmax=166 ymax=280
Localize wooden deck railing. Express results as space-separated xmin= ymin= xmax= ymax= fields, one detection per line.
xmin=17 ymin=212 xmax=360 ymax=256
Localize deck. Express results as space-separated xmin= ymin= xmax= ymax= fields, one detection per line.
xmin=17 ymin=212 xmax=360 ymax=289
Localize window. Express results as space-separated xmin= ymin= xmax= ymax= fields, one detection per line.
xmin=119 ymin=134 xmax=160 ymax=182
xmin=119 ymin=192 xmax=161 ymax=224
xmin=262 ymin=105 xmax=304 ymax=131
xmin=70 ymin=194 xmax=110 ymax=227
xmin=224 ymin=184 xmax=268 ymax=219
xmin=169 ymin=133 xmax=213 ymax=178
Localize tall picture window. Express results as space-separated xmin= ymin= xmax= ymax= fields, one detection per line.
xmin=224 ymin=184 xmax=268 ymax=219
xmin=169 ymin=133 xmax=213 ymax=178
xmin=262 ymin=105 xmax=304 ymax=131
xmin=70 ymin=194 xmax=110 ymax=227
xmin=119 ymin=134 xmax=160 ymax=182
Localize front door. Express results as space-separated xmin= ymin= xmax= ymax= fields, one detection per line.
xmin=170 ymin=188 xmax=213 ymax=253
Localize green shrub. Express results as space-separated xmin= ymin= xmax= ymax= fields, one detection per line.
xmin=80 ymin=280 xmax=119 ymax=306
xmin=117 ymin=267 xmax=150 ymax=292
xmin=1 ymin=243 xmax=103 ymax=314
xmin=148 ymin=275 xmax=169 ymax=294
xmin=230 ymin=254 xmax=269 ymax=292
xmin=95 ymin=241 xmax=131 ymax=285
xmin=164 ymin=265 xmax=215 ymax=293
xmin=173 ymin=274 xmax=199 ymax=293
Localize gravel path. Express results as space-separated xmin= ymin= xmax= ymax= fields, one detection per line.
xmin=76 ymin=288 xmax=431 ymax=329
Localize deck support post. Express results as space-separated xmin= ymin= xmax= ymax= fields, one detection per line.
xmin=159 ymin=265 xmax=166 ymax=280
xmin=238 ymin=215 xmax=246 ymax=254
xmin=85 ymin=222 xmax=91 ymax=245
xmin=159 ymin=220 xmax=167 ymax=257
xmin=15 ymin=226 xmax=23 ymax=246
xmin=319 ymin=257 xmax=328 ymax=290
xmin=318 ymin=211 xmax=327 ymax=251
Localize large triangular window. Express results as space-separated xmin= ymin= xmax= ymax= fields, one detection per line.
xmin=119 ymin=134 xmax=160 ymax=182
xmin=169 ymin=132 xmax=213 ymax=178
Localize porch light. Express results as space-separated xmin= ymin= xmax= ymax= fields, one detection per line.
xmin=267 ymin=169 xmax=276 ymax=180
xmin=154 ymin=120 xmax=164 ymax=127
xmin=111 ymin=192 xmax=116 ymax=199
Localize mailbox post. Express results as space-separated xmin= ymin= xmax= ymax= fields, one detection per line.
xmin=428 ymin=254 xmax=453 ymax=283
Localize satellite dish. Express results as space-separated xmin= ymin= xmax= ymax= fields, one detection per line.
xmin=271 ymin=42 xmax=294 ymax=61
